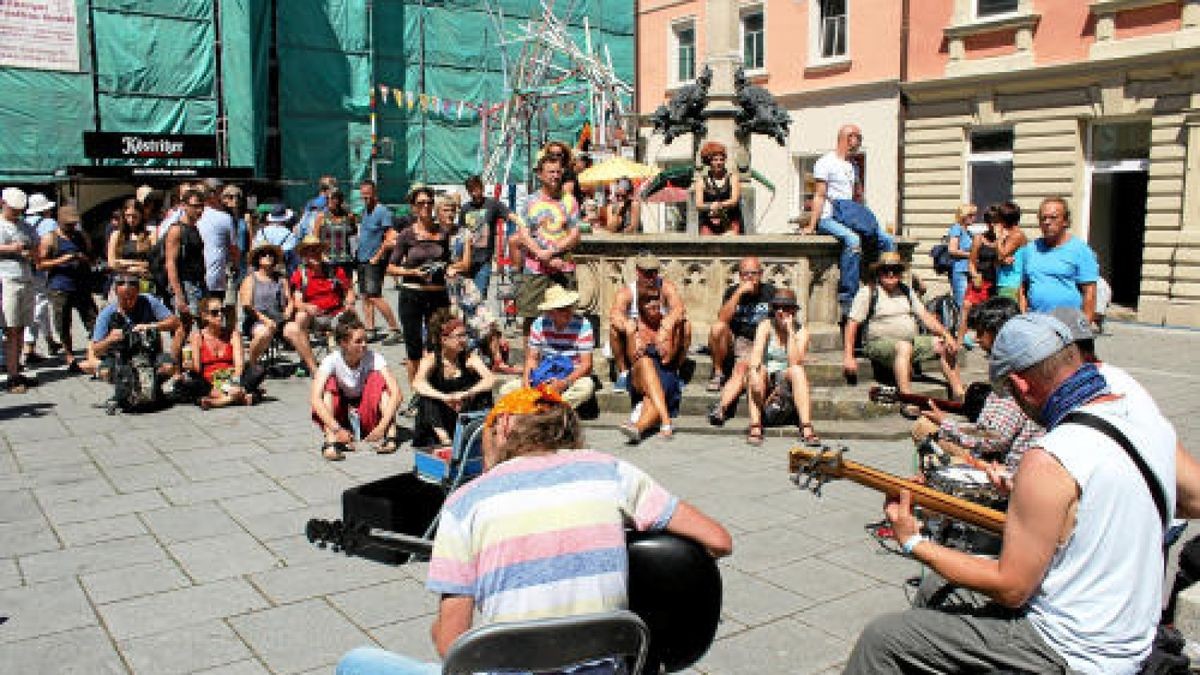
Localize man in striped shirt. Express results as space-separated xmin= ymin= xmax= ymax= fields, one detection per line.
xmin=500 ymin=284 xmax=595 ymax=408
xmin=336 ymin=386 xmax=732 ymax=674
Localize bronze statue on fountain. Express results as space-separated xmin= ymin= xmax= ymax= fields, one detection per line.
xmin=733 ymin=67 xmax=791 ymax=146
xmin=650 ymin=65 xmax=712 ymax=144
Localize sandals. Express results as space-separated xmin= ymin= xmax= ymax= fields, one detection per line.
xmin=746 ymin=423 xmax=764 ymax=447
xmin=377 ymin=428 xmax=400 ymax=454
xmin=619 ymin=423 xmax=641 ymax=445
xmin=322 ymin=441 xmax=347 ymax=461
xmin=799 ymin=422 xmax=821 ymax=445
xmin=706 ymin=372 xmax=723 ymax=393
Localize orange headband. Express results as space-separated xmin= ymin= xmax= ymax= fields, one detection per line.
xmin=484 ymin=384 xmax=566 ymax=428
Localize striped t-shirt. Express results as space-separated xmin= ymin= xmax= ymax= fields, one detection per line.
xmin=426 ymin=450 xmax=678 ymax=624
xmin=529 ymin=315 xmax=594 ymax=366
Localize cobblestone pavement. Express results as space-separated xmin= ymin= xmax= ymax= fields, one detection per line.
xmin=0 ymin=321 xmax=1196 ymax=674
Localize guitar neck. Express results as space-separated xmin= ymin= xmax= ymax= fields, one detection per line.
xmin=789 ymin=448 xmax=1005 ymax=534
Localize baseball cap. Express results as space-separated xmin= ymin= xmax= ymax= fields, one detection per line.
xmin=633 ymin=252 xmax=661 ymax=271
xmin=26 ymin=193 xmax=55 ymax=214
xmin=1047 ymin=306 xmax=1094 ymax=344
xmin=135 ymin=185 xmax=158 ymax=204
xmin=988 ymin=313 xmax=1073 ymax=383
xmin=2 ymin=187 xmax=28 ymax=211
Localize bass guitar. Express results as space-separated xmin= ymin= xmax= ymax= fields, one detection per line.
xmin=788 ymin=445 xmax=1006 ymax=534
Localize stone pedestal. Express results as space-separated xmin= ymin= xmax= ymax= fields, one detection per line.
xmin=573 ymin=233 xmax=916 ymax=341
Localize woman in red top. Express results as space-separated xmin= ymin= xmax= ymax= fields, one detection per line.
xmin=189 ymin=296 xmax=254 ymax=409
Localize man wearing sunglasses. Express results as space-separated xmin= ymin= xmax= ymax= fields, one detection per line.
xmin=81 ymin=274 xmax=180 ymax=380
xmin=842 ymin=252 xmax=964 ymax=400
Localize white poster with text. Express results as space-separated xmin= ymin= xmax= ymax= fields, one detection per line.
xmin=0 ymin=0 xmax=80 ymax=72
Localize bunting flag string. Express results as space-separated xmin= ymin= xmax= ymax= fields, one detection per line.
xmin=373 ymin=82 xmax=593 ymax=122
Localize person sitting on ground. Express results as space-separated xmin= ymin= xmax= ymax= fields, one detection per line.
xmin=411 ymin=308 xmax=495 ymax=450
xmin=602 ymin=178 xmax=641 ymax=234
xmin=187 ymin=296 xmax=262 ymax=409
xmin=707 ymin=256 xmax=774 ymax=426
xmin=608 ymin=252 xmax=689 ymax=393
xmin=500 ymin=285 xmax=595 ymax=409
xmin=286 ymin=234 xmax=356 ymax=376
xmin=618 ymin=288 xmax=685 ymax=444
xmin=695 ymin=141 xmax=742 ymax=235
xmin=238 ymin=243 xmax=293 ymax=368
xmin=80 ymin=274 xmax=180 ymax=380
xmin=335 ymin=384 xmax=733 ymax=675
xmin=310 ymin=312 xmax=404 ymax=460
xmin=746 ymin=288 xmax=818 ymax=446
xmin=910 ymin=296 xmax=1041 ymax=476
xmin=843 ymin=252 xmax=965 ymax=400
xmin=37 ymin=205 xmax=98 ymax=374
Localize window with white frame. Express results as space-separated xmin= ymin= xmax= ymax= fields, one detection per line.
xmin=967 ymin=128 xmax=1014 ymax=219
xmin=672 ymin=21 xmax=696 ymax=84
xmin=742 ymin=7 xmax=765 ymax=71
xmin=816 ymin=0 xmax=847 ymax=60
xmin=976 ymin=0 xmax=1018 ymax=19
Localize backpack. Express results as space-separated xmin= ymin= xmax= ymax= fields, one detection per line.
xmin=149 ymin=223 xmax=185 ymax=297
xmin=924 ymin=293 xmax=960 ymax=337
xmin=107 ymin=322 xmax=164 ymax=414
xmin=929 ymin=239 xmax=954 ymax=275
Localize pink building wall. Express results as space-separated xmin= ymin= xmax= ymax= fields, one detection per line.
xmin=636 ymin=0 xmax=902 ymax=115
xmin=906 ymin=1 xmax=1185 ymax=81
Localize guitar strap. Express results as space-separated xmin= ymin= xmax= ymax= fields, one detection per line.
xmin=1061 ymin=411 xmax=1168 ymax=531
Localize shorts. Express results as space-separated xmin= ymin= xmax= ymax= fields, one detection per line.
xmin=0 ymin=277 xmax=35 ymax=329
xmin=171 ymin=280 xmax=204 ymax=316
xmin=325 ymin=261 xmax=356 ymax=285
xmin=963 ymin=280 xmax=994 ymax=305
xmin=864 ymin=334 xmax=938 ymax=368
xmin=357 ymin=260 xmax=386 ymax=297
xmin=516 ymin=272 xmax=576 ymax=319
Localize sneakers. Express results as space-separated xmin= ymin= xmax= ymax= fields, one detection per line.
xmin=707 ymin=401 xmax=726 ymax=427
xmin=628 ymin=400 xmax=643 ymax=425
xmin=613 ymin=370 xmax=630 ymax=393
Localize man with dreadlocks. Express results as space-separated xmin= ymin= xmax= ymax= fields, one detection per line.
xmin=336 ymin=385 xmax=732 ymax=674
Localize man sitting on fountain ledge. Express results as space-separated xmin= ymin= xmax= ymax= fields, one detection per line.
xmin=608 ymin=251 xmax=689 ymax=394
xmin=842 ymin=252 xmax=965 ymax=401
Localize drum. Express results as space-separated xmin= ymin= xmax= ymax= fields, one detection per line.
xmin=923 ymin=466 xmax=1006 ymax=555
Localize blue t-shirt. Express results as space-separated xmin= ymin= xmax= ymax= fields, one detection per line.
xmin=356 ymin=203 xmax=394 ymax=262
xmin=1015 ymin=236 xmax=1099 ymax=313
xmin=92 ymin=294 xmax=173 ymax=342
xmin=947 ymin=223 xmax=972 ymax=275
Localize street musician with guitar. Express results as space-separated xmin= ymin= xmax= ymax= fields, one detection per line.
xmin=843 ymin=313 xmax=1200 ymax=675
xmin=336 ymin=385 xmax=732 ymax=674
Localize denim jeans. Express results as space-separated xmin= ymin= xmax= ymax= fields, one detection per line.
xmin=950 ymin=271 xmax=969 ymax=309
xmin=471 ymin=261 xmax=492 ymax=299
xmin=818 ymin=217 xmax=897 ymax=312
xmin=336 ymin=647 xmax=441 ymax=675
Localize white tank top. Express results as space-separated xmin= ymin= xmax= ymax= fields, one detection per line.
xmin=1026 ymin=397 xmax=1176 ymax=674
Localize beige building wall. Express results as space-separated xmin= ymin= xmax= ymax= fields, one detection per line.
xmin=902 ymin=57 xmax=1200 ymax=326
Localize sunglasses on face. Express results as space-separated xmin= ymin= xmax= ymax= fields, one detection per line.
xmin=414 ymin=200 xmax=434 ymax=207
xmin=879 ymin=267 xmax=903 ymax=276
xmin=204 ymin=309 xmax=223 ymax=316
xmin=740 ymin=270 xmax=762 ymax=277
xmin=113 ymin=279 xmax=139 ymax=287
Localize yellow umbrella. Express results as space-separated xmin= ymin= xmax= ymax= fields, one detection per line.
xmin=576 ymin=156 xmax=660 ymax=188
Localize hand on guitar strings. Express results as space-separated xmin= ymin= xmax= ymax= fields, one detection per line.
xmin=883 ymin=489 xmax=921 ymax=547
xmin=983 ymin=462 xmax=1014 ymax=496
xmin=921 ymin=401 xmax=947 ymax=425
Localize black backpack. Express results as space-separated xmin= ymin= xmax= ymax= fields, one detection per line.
xmin=929 ymin=240 xmax=954 ymax=275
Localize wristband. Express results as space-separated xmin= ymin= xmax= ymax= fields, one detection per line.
xmin=902 ymin=534 xmax=927 ymax=556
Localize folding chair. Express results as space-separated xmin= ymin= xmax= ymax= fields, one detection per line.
xmin=441 ymin=610 xmax=649 ymax=675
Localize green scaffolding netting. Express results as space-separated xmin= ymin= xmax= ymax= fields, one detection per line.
xmin=0 ymin=0 xmax=632 ymax=201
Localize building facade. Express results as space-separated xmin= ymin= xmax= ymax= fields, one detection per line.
xmin=635 ymin=0 xmax=904 ymax=235
xmin=903 ymin=0 xmax=1200 ymax=326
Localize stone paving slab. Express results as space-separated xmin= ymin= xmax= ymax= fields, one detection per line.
xmin=0 ymin=321 xmax=1196 ymax=673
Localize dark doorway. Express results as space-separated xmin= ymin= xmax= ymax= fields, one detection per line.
xmin=1087 ymin=171 xmax=1148 ymax=307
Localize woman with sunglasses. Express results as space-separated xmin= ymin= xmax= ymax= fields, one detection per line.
xmin=187 ymin=296 xmax=261 ymax=409
xmin=387 ymin=186 xmax=451 ymax=385
xmin=238 ymin=243 xmax=293 ymax=367
xmin=746 ymin=288 xmax=818 ymax=446
xmin=603 ymin=177 xmax=641 ymax=234
xmin=107 ymin=198 xmax=156 ymax=294
xmin=311 ymin=311 xmax=404 ymax=460
xmin=411 ymin=308 xmax=495 ymax=450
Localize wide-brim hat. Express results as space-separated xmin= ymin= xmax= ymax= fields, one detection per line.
xmin=537 ymin=285 xmax=579 ymax=311
xmin=26 ymin=193 xmax=55 ymax=214
xmin=633 ymin=252 xmax=661 ymax=271
xmin=869 ymin=251 xmax=908 ymax=273
xmin=295 ymin=234 xmax=328 ymax=255
xmin=249 ymin=243 xmax=284 ymax=267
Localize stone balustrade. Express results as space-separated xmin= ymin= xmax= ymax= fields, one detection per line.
xmin=572 ymin=233 xmax=915 ymax=342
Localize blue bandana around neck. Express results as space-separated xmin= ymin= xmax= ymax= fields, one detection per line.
xmin=1040 ymin=362 xmax=1110 ymax=430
